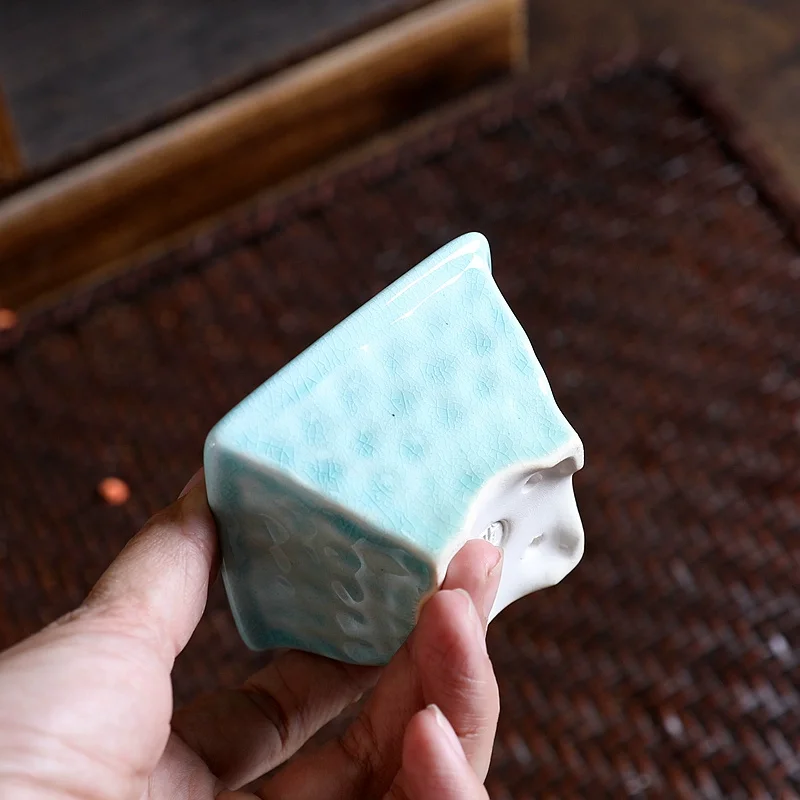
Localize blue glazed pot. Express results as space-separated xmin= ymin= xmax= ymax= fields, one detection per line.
xmin=205 ymin=233 xmax=584 ymax=665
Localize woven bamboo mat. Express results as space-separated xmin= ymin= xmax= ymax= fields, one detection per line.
xmin=1 ymin=64 xmax=798 ymax=797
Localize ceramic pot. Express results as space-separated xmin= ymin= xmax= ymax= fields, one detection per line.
xmin=205 ymin=233 xmax=584 ymax=665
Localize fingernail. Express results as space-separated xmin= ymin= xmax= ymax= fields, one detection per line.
xmin=179 ymin=469 xmax=203 ymax=499
xmin=427 ymin=704 xmax=467 ymax=761
xmin=452 ymin=588 xmax=478 ymax=623
xmin=452 ymin=588 xmax=487 ymax=652
xmin=487 ymin=543 xmax=503 ymax=574
xmin=483 ymin=545 xmax=504 ymax=624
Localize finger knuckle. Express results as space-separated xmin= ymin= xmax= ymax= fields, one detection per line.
xmin=240 ymin=683 xmax=293 ymax=751
xmin=338 ymin=712 xmax=384 ymax=793
xmin=385 ymin=781 xmax=415 ymax=800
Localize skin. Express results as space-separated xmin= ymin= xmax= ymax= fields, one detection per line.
xmin=0 ymin=472 xmax=503 ymax=799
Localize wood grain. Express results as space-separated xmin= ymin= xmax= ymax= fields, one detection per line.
xmin=0 ymin=0 xmax=436 ymax=174
xmin=5 ymin=0 xmax=800 ymax=312
xmin=0 ymin=87 xmax=23 ymax=185
xmin=0 ymin=0 xmax=526 ymax=312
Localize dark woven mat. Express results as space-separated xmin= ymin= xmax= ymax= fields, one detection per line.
xmin=1 ymin=64 xmax=799 ymax=797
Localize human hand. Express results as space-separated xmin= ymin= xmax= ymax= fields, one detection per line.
xmin=0 ymin=473 xmax=503 ymax=799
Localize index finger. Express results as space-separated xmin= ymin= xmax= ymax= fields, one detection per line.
xmin=259 ymin=539 xmax=502 ymax=799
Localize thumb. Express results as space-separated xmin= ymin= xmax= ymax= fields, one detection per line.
xmin=385 ymin=705 xmax=490 ymax=799
xmin=81 ymin=469 xmax=218 ymax=666
xmin=0 ymin=471 xmax=218 ymax=800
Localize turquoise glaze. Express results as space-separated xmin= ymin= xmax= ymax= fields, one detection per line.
xmin=205 ymin=233 xmax=584 ymax=665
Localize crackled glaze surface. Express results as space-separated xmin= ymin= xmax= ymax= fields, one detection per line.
xmin=210 ymin=448 xmax=431 ymax=664
xmin=205 ymin=233 xmax=584 ymax=663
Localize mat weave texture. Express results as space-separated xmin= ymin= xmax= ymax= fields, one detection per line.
xmin=1 ymin=66 xmax=799 ymax=797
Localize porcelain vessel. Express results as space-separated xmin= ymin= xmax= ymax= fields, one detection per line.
xmin=205 ymin=233 xmax=584 ymax=665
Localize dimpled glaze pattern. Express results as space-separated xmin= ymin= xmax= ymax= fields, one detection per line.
xmin=205 ymin=233 xmax=584 ymax=664
xmin=209 ymin=448 xmax=432 ymax=663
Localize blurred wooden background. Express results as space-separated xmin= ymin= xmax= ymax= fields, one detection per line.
xmin=0 ymin=0 xmax=525 ymax=311
xmin=0 ymin=0 xmax=435 ymax=180
xmin=0 ymin=0 xmax=799 ymax=312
